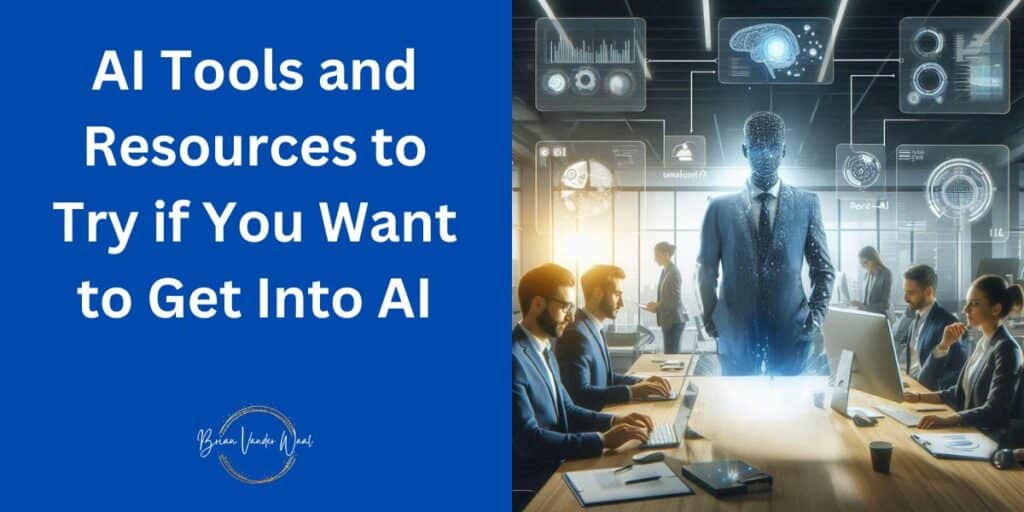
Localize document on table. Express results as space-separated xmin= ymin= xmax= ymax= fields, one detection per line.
xmin=563 ymin=461 xmax=693 ymax=507
xmin=910 ymin=433 xmax=998 ymax=461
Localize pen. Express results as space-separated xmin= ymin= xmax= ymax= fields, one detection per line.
xmin=624 ymin=475 xmax=662 ymax=485
xmin=915 ymin=407 xmax=944 ymax=412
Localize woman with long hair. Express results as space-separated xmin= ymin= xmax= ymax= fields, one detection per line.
xmin=904 ymin=275 xmax=1024 ymax=433
xmin=851 ymin=246 xmax=891 ymax=317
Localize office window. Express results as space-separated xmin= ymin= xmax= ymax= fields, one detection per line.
xmin=513 ymin=189 xmax=521 ymax=285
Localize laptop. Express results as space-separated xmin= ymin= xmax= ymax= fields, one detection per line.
xmin=643 ymin=382 xmax=701 ymax=448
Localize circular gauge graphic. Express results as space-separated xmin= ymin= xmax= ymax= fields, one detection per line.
xmin=541 ymin=70 xmax=569 ymax=96
xmin=912 ymin=62 xmax=948 ymax=98
xmin=559 ymin=158 xmax=614 ymax=216
xmin=912 ymin=27 xmax=944 ymax=58
xmin=925 ymin=158 xmax=993 ymax=223
xmin=605 ymin=70 xmax=634 ymax=97
xmin=572 ymin=67 xmax=599 ymax=95
xmin=841 ymin=151 xmax=882 ymax=189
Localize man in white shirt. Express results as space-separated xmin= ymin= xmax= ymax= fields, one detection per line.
xmin=900 ymin=264 xmax=967 ymax=391
xmin=512 ymin=264 xmax=654 ymax=510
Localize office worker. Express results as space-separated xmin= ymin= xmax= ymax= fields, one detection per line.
xmin=850 ymin=246 xmax=891 ymax=316
xmin=904 ymin=275 xmax=1024 ymax=432
xmin=644 ymin=242 xmax=688 ymax=354
xmin=900 ymin=264 xmax=966 ymax=391
xmin=697 ymin=111 xmax=835 ymax=376
xmin=513 ymin=264 xmax=654 ymax=509
xmin=558 ymin=265 xmax=672 ymax=411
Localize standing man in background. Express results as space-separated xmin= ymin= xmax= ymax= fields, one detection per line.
xmin=697 ymin=111 xmax=835 ymax=376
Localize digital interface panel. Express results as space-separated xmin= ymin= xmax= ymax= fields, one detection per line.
xmin=535 ymin=18 xmax=647 ymax=112
xmin=535 ymin=141 xmax=646 ymax=233
xmin=896 ymin=145 xmax=1009 ymax=243
xmin=836 ymin=144 xmax=890 ymax=216
xmin=718 ymin=17 xmax=834 ymax=84
xmin=663 ymin=135 xmax=707 ymax=169
xmin=899 ymin=17 xmax=1010 ymax=114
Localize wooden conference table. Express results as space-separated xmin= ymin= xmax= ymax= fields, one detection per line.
xmin=525 ymin=354 xmax=1024 ymax=511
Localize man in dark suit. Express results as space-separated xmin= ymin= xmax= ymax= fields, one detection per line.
xmin=901 ymin=264 xmax=967 ymax=391
xmin=513 ymin=264 xmax=653 ymax=511
xmin=557 ymin=265 xmax=672 ymax=411
xmin=698 ymin=111 xmax=835 ymax=376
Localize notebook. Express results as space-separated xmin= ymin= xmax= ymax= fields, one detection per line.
xmin=910 ymin=433 xmax=998 ymax=461
xmin=562 ymin=461 xmax=693 ymax=507
xmin=681 ymin=460 xmax=773 ymax=498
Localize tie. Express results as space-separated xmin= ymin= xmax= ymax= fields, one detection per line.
xmin=542 ymin=348 xmax=562 ymax=416
xmin=756 ymin=192 xmax=772 ymax=261
xmin=864 ymin=274 xmax=872 ymax=303
xmin=906 ymin=312 xmax=919 ymax=372
xmin=599 ymin=329 xmax=614 ymax=383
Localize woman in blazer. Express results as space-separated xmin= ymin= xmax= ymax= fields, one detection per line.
xmin=850 ymin=246 xmax=892 ymax=317
xmin=904 ymin=275 xmax=1024 ymax=432
xmin=645 ymin=242 xmax=688 ymax=354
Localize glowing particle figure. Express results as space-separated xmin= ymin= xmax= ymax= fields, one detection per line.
xmin=804 ymin=24 xmax=811 ymax=31
xmin=809 ymin=48 xmax=818 ymax=57
xmin=730 ymin=23 xmax=800 ymax=79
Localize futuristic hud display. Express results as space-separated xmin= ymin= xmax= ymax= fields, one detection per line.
xmin=535 ymin=141 xmax=646 ymax=233
xmin=836 ymin=144 xmax=888 ymax=198
xmin=535 ymin=18 xmax=647 ymax=111
xmin=899 ymin=17 xmax=1010 ymax=114
xmin=718 ymin=17 xmax=835 ymax=84
xmin=896 ymin=145 xmax=1010 ymax=243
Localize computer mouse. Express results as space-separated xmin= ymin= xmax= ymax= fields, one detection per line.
xmin=991 ymin=448 xmax=1017 ymax=470
xmin=852 ymin=413 xmax=877 ymax=427
xmin=631 ymin=451 xmax=665 ymax=464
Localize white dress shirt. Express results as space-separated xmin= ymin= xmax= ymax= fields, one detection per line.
xmin=907 ymin=302 xmax=935 ymax=374
xmin=961 ymin=334 xmax=992 ymax=399
xmin=747 ymin=178 xmax=782 ymax=231
xmin=520 ymin=322 xmax=559 ymax=405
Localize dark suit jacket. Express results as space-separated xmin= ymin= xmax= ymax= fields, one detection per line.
xmin=697 ymin=183 xmax=835 ymax=375
xmin=860 ymin=266 xmax=892 ymax=316
xmin=913 ymin=303 xmax=968 ymax=391
xmin=939 ymin=325 xmax=1023 ymax=431
xmin=656 ymin=263 xmax=688 ymax=327
xmin=556 ymin=311 xmax=641 ymax=410
xmin=512 ymin=325 xmax=614 ymax=493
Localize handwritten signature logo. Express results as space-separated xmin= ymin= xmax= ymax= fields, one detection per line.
xmin=198 ymin=405 xmax=313 ymax=484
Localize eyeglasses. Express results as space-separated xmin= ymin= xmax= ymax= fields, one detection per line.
xmin=545 ymin=296 xmax=576 ymax=316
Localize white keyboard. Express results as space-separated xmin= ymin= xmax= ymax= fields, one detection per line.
xmin=876 ymin=405 xmax=921 ymax=427
xmin=643 ymin=424 xmax=680 ymax=448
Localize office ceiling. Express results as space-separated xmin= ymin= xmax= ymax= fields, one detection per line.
xmin=513 ymin=0 xmax=1024 ymax=169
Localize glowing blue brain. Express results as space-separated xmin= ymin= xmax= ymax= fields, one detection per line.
xmin=730 ymin=23 xmax=800 ymax=79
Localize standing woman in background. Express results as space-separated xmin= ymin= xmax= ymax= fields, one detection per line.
xmin=645 ymin=242 xmax=688 ymax=354
xmin=851 ymin=246 xmax=892 ymax=317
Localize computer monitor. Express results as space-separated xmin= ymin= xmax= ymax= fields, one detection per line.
xmin=822 ymin=307 xmax=904 ymax=402
xmin=976 ymin=258 xmax=1020 ymax=280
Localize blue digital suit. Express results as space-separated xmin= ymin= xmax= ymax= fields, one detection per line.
xmin=698 ymin=183 xmax=835 ymax=375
